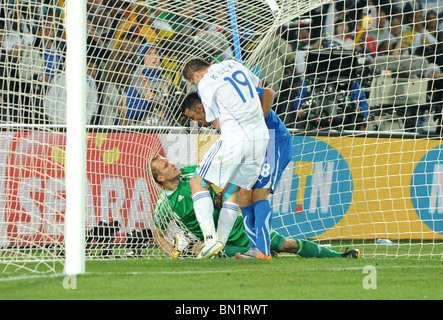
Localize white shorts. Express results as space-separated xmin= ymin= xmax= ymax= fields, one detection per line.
xmin=196 ymin=138 xmax=268 ymax=190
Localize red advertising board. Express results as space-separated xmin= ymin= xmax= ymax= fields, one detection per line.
xmin=3 ymin=132 xmax=163 ymax=246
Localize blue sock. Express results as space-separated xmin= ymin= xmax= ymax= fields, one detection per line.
xmin=240 ymin=205 xmax=256 ymax=248
xmin=253 ymin=200 xmax=272 ymax=256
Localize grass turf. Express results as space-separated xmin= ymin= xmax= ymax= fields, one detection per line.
xmin=0 ymin=255 xmax=442 ymax=300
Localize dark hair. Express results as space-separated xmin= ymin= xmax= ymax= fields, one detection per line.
xmin=182 ymin=57 xmax=210 ymax=80
xmin=180 ymin=91 xmax=201 ymax=114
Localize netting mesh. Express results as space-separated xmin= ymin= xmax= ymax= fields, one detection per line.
xmin=1 ymin=0 xmax=443 ymax=273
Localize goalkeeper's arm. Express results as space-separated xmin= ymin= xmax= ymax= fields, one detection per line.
xmin=153 ymin=227 xmax=175 ymax=256
xmin=153 ymin=227 xmax=202 ymax=259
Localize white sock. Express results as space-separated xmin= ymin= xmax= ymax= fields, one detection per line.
xmin=192 ymin=191 xmax=216 ymax=243
xmin=217 ymin=202 xmax=239 ymax=246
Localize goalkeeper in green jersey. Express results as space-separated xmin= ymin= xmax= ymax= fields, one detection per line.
xmin=150 ymin=156 xmax=361 ymax=259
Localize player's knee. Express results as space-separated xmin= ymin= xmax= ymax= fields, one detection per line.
xmin=238 ymin=189 xmax=253 ymax=207
xmin=280 ymin=239 xmax=299 ymax=254
xmin=251 ymin=188 xmax=270 ymax=202
xmin=190 ymin=175 xmax=209 ymax=192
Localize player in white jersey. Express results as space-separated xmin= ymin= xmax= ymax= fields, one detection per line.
xmin=182 ymin=58 xmax=269 ymax=259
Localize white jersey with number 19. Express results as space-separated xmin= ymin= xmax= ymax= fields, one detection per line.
xmin=194 ymin=60 xmax=269 ymax=189
xmin=197 ymin=60 xmax=269 ymax=141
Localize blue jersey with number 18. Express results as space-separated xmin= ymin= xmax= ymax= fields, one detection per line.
xmin=197 ymin=60 xmax=269 ymax=141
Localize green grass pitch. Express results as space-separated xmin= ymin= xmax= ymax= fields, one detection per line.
xmin=0 ymin=253 xmax=442 ymax=301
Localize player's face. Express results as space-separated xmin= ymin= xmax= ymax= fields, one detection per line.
xmin=184 ymin=104 xmax=209 ymax=126
xmin=153 ymin=157 xmax=180 ymax=183
xmin=144 ymin=48 xmax=161 ymax=68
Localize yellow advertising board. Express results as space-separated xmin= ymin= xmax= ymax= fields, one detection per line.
xmin=313 ymin=136 xmax=443 ymax=240
xmin=196 ymin=134 xmax=443 ymax=240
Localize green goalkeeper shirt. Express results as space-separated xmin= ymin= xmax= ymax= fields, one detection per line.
xmin=154 ymin=165 xmax=249 ymax=248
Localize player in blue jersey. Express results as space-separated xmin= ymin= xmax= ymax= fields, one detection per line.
xmin=236 ymin=86 xmax=293 ymax=259
xmin=181 ymin=86 xmax=291 ymax=259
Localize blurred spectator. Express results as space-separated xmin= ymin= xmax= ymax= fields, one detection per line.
xmin=289 ymin=19 xmax=320 ymax=75
xmin=292 ymin=18 xmax=320 ymax=51
xmin=434 ymin=31 xmax=443 ymax=67
xmin=150 ymin=0 xmax=177 ymax=40
xmin=418 ymin=0 xmax=443 ymax=14
xmin=425 ymin=10 xmax=439 ymax=40
xmin=402 ymin=9 xmax=437 ymax=55
xmin=9 ymin=8 xmax=64 ymax=124
xmin=367 ymin=6 xmax=392 ymax=47
xmin=326 ymin=19 xmax=355 ymax=50
xmin=118 ymin=43 xmax=171 ymax=125
xmin=20 ymin=10 xmax=63 ymax=85
xmin=105 ymin=31 xmax=145 ymax=75
xmin=86 ymin=51 xmax=105 ymax=126
xmin=2 ymin=5 xmax=35 ymax=54
xmin=323 ymin=2 xmax=346 ymax=38
xmin=388 ymin=13 xmax=403 ymax=47
xmin=0 ymin=7 xmax=20 ymax=123
xmin=83 ymin=0 xmax=131 ymax=46
xmin=389 ymin=35 xmax=412 ymax=55
xmin=188 ymin=0 xmax=240 ymax=61
xmin=395 ymin=0 xmax=424 ymax=12
xmin=44 ymin=63 xmax=99 ymax=126
xmin=100 ymin=61 xmax=136 ymax=126
xmin=88 ymin=0 xmax=106 ymax=15
xmin=430 ymin=32 xmax=443 ymax=134
xmin=87 ymin=15 xmax=110 ymax=62
xmin=341 ymin=80 xmax=370 ymax=130
xmin=37 ymin=1 xmax=98 ymax=126
xmin=321 ymin=1 xmax=367 ymax=39
xmin=177 ymin=1 xmax=205 ymax=36
xmin=20 ymin=0 xmax=44 ymax=35
xmin=377 ymin=38 xmax=391 ymax=55
xmin=205 ymin=0 xmax=231 ymax=33
xmin=114 ymin=1 xmax=159 ymax=49
xmin=111 ymin=1 xmax=143 ymax=48
xmin=99 ymin=32 xmax=146 ymax=126
xmin=86 ymin=7 xmax=114 ymax=49
xmin=153 ymin=0 xmax=193 ymax=33
xmin=292 ymin=76 xmax=311 ymax=130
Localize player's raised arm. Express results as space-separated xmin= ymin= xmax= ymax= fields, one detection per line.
xmin=259 ymin=87 xmax=275 ymax=117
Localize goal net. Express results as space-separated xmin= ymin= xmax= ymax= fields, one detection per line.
xmin=1 ymin=0 xmax=443 ymax=273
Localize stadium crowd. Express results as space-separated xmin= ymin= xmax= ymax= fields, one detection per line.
xmin=0 ymin=0 xmax=442 ymax=134
xmin=276 ymin=0 xmax=443 ymax=134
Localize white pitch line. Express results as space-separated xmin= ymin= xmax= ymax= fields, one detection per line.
xmin=0 ymin=264 xmax=440 ymax=283
xmin=0 ymin=273 xmax=66 ymax=282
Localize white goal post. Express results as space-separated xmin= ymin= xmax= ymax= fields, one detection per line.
xmin=0 ymin=0 xmax=442 ymax=273
xmin=64 ymin=0 xmax=86 ymax=275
